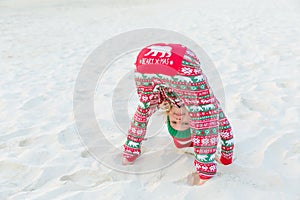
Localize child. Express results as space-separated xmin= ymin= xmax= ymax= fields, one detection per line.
xmin=122 ymin=43 xmax=234 ymax=185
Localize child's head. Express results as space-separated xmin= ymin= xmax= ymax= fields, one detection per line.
xmin=168 ymin=105 xmax=190 ymax=131
xmin=160 ymin=101 xmax=190 ymax=132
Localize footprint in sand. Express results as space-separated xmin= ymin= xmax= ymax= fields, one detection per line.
xmin=0 ymin=160 xmax=42 ymax=192
xmin=20 ymin=95 xmax=46 ymax=110
xmin=19 ymin=138 xmax=32 ymax=147
xmin=275 ymin=80 xmax=297 ymax=89
xmin=80 ymin=150 xmax=91 ymax=158
xmin=59 ymin=169 xmax=112 ymax=187
xmin=0 ymin=143 xmax=6 ymax=149
xmin=262 ymin=132 xmax=300 ymax=177
xmin=240 ymin=96 xmax=277 ymax=115
xmin=57 ymin=125 xmax=81 ymax=149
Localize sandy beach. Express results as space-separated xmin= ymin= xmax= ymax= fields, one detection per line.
xmin=0 ymin=0 xmax=299 ymax=199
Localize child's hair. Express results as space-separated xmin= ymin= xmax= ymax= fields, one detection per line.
xmin=158 ymin=101 xmax=172 ymax=129
xmin=159 ymin=100 xmax=173 ymax=119
xmin=159 ymin=100 xmax=172 ymax=115
xmin=159 ymin=101 xmax=192 ymax=137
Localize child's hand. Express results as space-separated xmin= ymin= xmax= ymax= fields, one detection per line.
xmin=187 ymin=172 xmax=208 ymax=186
xmin=215 ymin=155 xmax=222 ymax=164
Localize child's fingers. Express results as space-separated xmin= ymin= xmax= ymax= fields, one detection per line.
xmin=198 ymin=178 xmax=208 ymax=185
xmin=215 ymin=155 xmax=222 ymax=164
xmin=187 ymin=172 xmax=208 ymax=186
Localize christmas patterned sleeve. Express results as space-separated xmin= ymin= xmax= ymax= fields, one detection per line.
xmin=167 ymin=73 xmax=220 ymax=180
xmin=122 ymin=74 xmax=160 ymax=163
xmin=218 ymin=109 xmax=234 ymax=165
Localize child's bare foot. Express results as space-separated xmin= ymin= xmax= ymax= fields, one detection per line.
xmin=122 ymin=157 xmax=135 ymax=165
xmin=187 ymin=172 xmax=208 ymax=186
xmin=122 ymin=154 xmax=139 ymax=165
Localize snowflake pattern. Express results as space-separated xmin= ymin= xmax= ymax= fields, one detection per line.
xmin=141 ymin=95 xmax=148 ymax=102
xmin=193 ymin=137 xmax=200 ymax=145
xmin=202 ymin=138 xmax=209 ymax=145
xmin=209 ymin=165 xmax=216 ymax=171
xmin=131 ymin=127 xmax=136 ymax=133
xmin=181 ymin=67 xmax=193 ymax=75
xmin=194 ymin=68 xmax=201 ymax=74
xmin=220 ymin=131 xmax=230 ymax=138
xmin=195 ymin=163 xmax=201 ymax=169
xmin=210 ymin=137 xmax=218 ymax=145
xmin=137 ymin=129 xmax=143 ymax=135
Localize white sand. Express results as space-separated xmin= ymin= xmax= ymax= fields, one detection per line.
xmin=1 ymin=0 xmax=300 ymax=199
